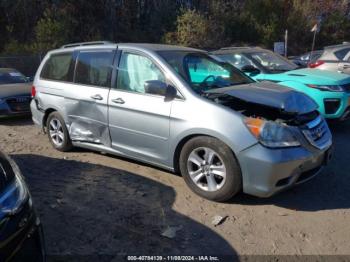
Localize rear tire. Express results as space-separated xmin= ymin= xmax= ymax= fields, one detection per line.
xmin=46 ymin=112 xmax=73 ymax=152
xmin=179 ymin=136 xmax=242 ymax=202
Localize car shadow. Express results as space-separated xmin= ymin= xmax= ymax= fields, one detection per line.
xmin=12 ymin=154 xmax=237 ymax=261
xmin=230 ymin=121 xmax=350 ymax=212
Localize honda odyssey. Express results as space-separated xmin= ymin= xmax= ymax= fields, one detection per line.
xmin=30 ymin=42 xmax=333 ymax=201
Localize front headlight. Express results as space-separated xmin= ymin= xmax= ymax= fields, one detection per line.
xmin=0 ymin=158 xmax=28 ymax=215
xmin=307 ymin=84 xmax=344 ymax=92
xmin=244 ymin=117 xmax=300 ymax=148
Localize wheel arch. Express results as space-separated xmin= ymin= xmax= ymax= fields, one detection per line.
xmin=173 ymin=133 xmax=239 ymax=175
xmin=42 ymin=107 xmax=59 ymax=132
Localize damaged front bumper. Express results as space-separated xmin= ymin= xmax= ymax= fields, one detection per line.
xmin=237 ymin=143 xmax=333 ymax=198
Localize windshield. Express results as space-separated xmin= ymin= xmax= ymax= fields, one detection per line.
xmin=214 ymin=53 xmax=255 ymax=70
xmin=157 ymin=51 xmax=254 ymax=94
xmin=250 ymin=51 xmax=298 ymax=72
xmin=0 ymin=70 xmax=28 ymax=84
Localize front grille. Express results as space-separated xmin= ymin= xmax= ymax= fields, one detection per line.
xmin=302 ymin=116 xmax=331 ymax=149
xmin=290 ymin=111 xmax=320 ymax=126
xmin=6 ymin=96 xmax=31 ymax=113
xmin=324 ymin=99 xmax=341 ymax=114
xmin=340 ymin=84 xmax=350 ymax=92
xmin=296 ymin=166 xmax=322 ymax=183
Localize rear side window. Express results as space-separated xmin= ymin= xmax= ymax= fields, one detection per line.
xmin=40 ymin=53 xmax=73 ymax=81
xmin=75 ymin=50 xmax=114 ymax=87
xmin=334 ymin=48 xmax=350 ymax=60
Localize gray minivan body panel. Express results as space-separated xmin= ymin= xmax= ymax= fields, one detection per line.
xmin=31 ymin=43 xmax=332 ymax=197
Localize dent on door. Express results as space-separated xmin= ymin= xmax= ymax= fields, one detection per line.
xmin=66 ymin=99 xmax=110 ymax=145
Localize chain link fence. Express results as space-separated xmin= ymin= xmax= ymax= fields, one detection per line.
xmin=0 ymin=54 xmax=43 ymax=77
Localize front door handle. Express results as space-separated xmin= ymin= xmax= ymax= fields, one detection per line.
xmin=91 ymin=94 xmax=103 ymax=100
xmin=342 ymin=64 xmax=350 ymax=69
xmin=112 ymin=98 xmax=125 ymax=104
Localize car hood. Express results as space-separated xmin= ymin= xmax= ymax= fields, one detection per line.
xmin=263 ymin=68 xmax=350 ymax=85
xmin=205 ymin=81 xmax=318 ymax=114
xmin=0 ymin=83 xmax=31 ymax=98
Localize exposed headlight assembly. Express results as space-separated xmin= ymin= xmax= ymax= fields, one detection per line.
xmin=0 ymin=156 xmax=28 ymax=215
xmin=244 ymin=117 xmax=300 ymax=148
xmin=307 ymin=84 xmax=344 ymax=92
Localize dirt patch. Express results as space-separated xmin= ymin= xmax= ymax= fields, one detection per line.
xmin=0 ymin=117 xmax=349 ymax=259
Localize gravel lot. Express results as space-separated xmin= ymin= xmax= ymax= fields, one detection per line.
xmin=1 ymin=116 xmax=349 ymax=260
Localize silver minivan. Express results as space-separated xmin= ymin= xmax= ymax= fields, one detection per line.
xmin=30 ymin=42 xmax=333 ymax=201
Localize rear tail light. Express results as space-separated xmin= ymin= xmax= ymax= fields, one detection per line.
xmin=31 ymin=85 xmax=36 ymax=98
xmin=308 ymin=60 xmax=324 ymax=68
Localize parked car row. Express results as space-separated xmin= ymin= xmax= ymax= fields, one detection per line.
xmin=1 ymin=41 xmax=349 ymax=260
xmin=212 ymin=47 xmax=350 ymax=121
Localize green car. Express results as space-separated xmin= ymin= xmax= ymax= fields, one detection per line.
xmin=212 ymin=47 xmax=350 ymax=120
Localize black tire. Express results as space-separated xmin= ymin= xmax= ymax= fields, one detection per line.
xmin=179 ymin=136 xmax=242 ymax=202
xmin=46 ymin=112 xmax=73 ymax=152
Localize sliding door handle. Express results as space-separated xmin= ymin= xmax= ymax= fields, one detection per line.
xmin=91 ymin=94 xmax=103 ymax=100
xmin=111 ymin=98 xmax=125 ymax=104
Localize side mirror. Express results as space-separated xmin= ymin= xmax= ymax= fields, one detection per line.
xmin=165 ymin=85 xmax=177 ymax=102
xmin=241 ymin=65 xmax=260 ymax=75
xmin=144 ymin=80 xmax=168 ymax=96
xmin=144 ymin=80 xmax=177 ymax=101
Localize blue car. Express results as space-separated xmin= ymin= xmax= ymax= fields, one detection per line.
xmin=212 ymin=47 xmax=350 ymax=120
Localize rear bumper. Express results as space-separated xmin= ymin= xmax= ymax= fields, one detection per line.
xmin=0 ymin=100 xmax=31 ymax=117
xmin=237 ymin=143 xmax=332 ymax=198
xmin=30 ymin=99 xmax=45 ymax=127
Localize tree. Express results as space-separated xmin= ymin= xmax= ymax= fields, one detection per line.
xmin=31 ymin=8 xmax=69 ymax=53
xmin=163 ymin=8 xmax=226 ymax=49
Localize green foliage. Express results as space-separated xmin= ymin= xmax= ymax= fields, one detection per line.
xmin=31 ymin=9 xmax=69 ymax=52
xmin=0 ymin=0 xmax=349 ymax=55
xmin=164 ymin=9 xmax=226 ymax=49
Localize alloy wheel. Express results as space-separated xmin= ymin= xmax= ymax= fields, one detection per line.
xmin=187 ymin=147 xmax=227 ymax=192
xmin=49 ymin=118 xmax=65 ymax=147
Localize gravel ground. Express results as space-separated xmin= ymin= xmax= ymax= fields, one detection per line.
xmin=0 ymin=116 xmax=349 ymax=261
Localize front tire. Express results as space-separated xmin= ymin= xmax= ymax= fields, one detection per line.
xmin=46 ymin=112 xmax=72 ymax=152
xmin=179 ymin=136 xmax=242 ymax=202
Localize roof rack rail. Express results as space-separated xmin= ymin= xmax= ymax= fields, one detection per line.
xmin=61 ymin=41 xmax=114 ymax=49
xmin=324 ymin=42 xmax=350 ymax=49
xmin=219 ymin=46 xmax=259 ymax=50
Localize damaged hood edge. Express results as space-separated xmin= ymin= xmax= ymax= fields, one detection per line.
xmin=206 ymin=81 xmax=318 ymax=115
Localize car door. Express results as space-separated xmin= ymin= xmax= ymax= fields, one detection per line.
xmin=338 ymin=51 xmax=350 ymax=74
xmin=64 ymin=49 xmax=115 ymax=146
xmin=108 ymin=50 xmax=172 ymax=165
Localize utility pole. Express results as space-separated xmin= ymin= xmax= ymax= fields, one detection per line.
xmin=284 ymin=30 xmax=288 ymax=57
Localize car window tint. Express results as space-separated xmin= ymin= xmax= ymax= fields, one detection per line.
xmin=116 ymin=52 xmax=165 ymax=94
xmin=75 ymin=50 xmax=114 ymax=87
xmin=334 ymin=48 xmax=350 ymax=60
xmin=216 ymin=54 xmax=253 ymax=70
xmin=41 ymin=53 xmax=73 ymax=81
